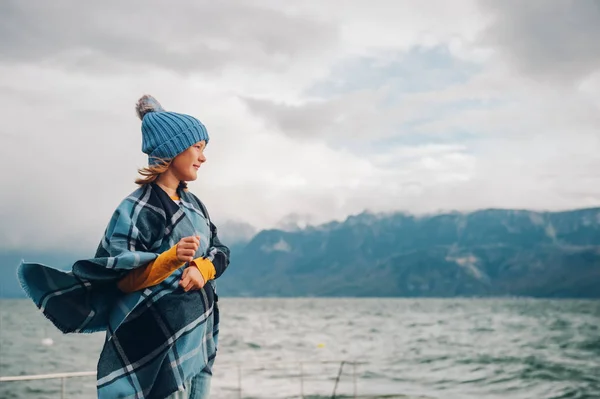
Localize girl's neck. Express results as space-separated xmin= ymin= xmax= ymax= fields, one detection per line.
xmin=156 ymin=171 xmax=180 ymax=198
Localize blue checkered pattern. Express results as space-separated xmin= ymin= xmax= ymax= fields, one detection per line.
xmin=18 ymin=183 xmax=230 ymax=398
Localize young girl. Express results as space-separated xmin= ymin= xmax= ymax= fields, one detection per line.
xmin=18 ymin=95 xmax=230 ymax=399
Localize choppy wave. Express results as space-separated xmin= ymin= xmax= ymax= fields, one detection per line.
xmin=1 ymin=298 xmax=599 ymax=398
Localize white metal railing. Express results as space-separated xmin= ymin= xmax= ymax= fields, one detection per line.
xmin=0 ymin=371 xmax=96 ymax=399
xmin=0 ymin=360 xmax=367 ymax=399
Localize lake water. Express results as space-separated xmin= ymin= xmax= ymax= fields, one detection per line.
xmin=1 ymin=298 xmax=599 ymax=398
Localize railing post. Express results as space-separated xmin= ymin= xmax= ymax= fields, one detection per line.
xmin=61 ymin=377 xmax=66 ymax=399
xmin=331 ymin=361 xmax=345 ymax=399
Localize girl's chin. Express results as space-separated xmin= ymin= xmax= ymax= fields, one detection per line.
xmin=176 ymin=168 xmax=198 ymax=182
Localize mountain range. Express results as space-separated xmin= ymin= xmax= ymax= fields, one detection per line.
xmin=217 ymin=207 xmax=600 ymax=298
xmin=1 ymin=207 xmax=599 ymax=298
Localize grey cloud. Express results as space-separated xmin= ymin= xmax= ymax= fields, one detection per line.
xmin=479 ymin=0 xmax=600 ymax=82
xmin=241 ymin=89 xmax=405 ymax=141
xmin=0 ymin=0 xmax=338 ymax=73
xmin=242 ymin=97 xmax=339 ymax=138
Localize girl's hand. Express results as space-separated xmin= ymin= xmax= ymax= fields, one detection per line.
xmin=176 ymin=236 xmax=200 ymax=263
xmin=180 ymin=266 xmax=206 ymax=292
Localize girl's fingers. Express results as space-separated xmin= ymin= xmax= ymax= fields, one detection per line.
xmin=180 ymin=243 xmax=199 ymax=252
xmin=181 ymin=236 xmax=200 ymax=245
xmin=180 ymin=275 xmax=190 ymax=287
xmin=180 ymin=249 xmax=195 ymax=257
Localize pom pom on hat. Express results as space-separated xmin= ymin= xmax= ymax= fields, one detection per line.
xmin=135 ymin=94 xmax=165 ymax=120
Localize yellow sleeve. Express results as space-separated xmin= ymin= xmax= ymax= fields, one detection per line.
xmin=117 ymin=245 xmax=184 ymax=293
xmin=191 ymin=258 xmax=216 ymax=282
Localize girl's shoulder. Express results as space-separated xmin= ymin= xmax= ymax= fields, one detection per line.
xmin=112 ymin=184 xmax=169 ymax=218
xmin=118 ymin=185 xmax=153 ymax=207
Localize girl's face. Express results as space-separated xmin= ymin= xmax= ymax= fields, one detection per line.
xmin=170 ymin=140 xmax=207 ymax=182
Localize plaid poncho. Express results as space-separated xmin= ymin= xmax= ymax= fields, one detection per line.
xmin=17 ymin=183 xmax=230 ymax=399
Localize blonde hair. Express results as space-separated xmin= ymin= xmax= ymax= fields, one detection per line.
xmin=135 ymin=158 xmax=187 ymax=189
xmin=136 ymin=158 xmax=171 ymax=186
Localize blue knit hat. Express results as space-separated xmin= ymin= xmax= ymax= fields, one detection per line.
xmin=135 ymin=95 xmax=209 ymax=165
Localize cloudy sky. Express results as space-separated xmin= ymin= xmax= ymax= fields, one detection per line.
xmin=1 ymin=0 xmax=599 ymax=250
